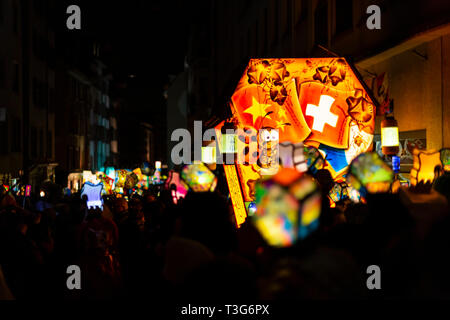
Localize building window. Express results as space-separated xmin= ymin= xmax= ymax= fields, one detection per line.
xmin=314 ymin=1 xmax=328 ymax=46
xmin=11 ymin=118 xmax=21 ymax=152
xmin=335 ymin=0 xmax=353 ymax=34
xmin=111 ymin=140 xmax=118 ymax=154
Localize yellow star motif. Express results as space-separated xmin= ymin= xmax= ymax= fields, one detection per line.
xmin=243 ymin=97 xmax=272 ymax=124
xmin=275 ymin=120 xmax=289 ymax=132
xmin=278 ymin=108 xmax=288 ymax=121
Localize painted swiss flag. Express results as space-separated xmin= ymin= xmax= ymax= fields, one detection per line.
xmin=298 ymin=82 xmax=351 ymax=149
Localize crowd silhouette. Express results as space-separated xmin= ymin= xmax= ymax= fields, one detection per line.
xmin=0 ymin=171 xmax=449 ymax=300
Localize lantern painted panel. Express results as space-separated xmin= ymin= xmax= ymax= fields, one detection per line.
xmin=410 ymin=149 xmax=443 ymax=187
xmin=230 ymin=58 xmax=376 ymax=180
xmin=223 ymin=58 xmax=376 ymax=226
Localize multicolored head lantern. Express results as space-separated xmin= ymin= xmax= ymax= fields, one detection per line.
xmin=253 ymin=168 xmax=321 ymax=247
xmin=346 ymin=152 xmax=394 ymax=198
xmin=181 ymin=161 xmax=217 ymax=193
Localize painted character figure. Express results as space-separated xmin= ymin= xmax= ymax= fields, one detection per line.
xmin=257 ymin=127 xmax=280 ymax=176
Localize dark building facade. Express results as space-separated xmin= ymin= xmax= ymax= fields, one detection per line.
xmin=0 ymin=0 xmax=57 ymax=191
xmin=0 ymin=0 xmax=119 ymax=192
xmin=54 ymin=37 xmax=118 ymax=189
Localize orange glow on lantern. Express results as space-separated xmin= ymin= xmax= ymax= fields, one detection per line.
xmin=221 ymin=57 xmax=377 ymax=227
xmin=410 ymin=149 xmax=442 ymax=187
xmin=223 ymin=164 xmax=247 ymax=227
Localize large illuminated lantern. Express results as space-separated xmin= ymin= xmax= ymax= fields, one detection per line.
xmin=218 ymin=58 xmax=376 ymax=226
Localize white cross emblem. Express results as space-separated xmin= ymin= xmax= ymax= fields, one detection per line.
xmin=305 ymin=95 xmax=338 ymax=133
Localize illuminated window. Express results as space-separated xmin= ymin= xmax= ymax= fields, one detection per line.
xmin=111 ymin=140 xmax=118 ymax=153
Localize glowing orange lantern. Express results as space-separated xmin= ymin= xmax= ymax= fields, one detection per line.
xmin=222 ymin=57 xmax=376 ymax=226
xmin=410 ymin=149 xmax=442 ymax=187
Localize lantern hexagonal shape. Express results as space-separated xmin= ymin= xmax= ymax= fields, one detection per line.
xmin=220 ymin=58 xmax=377 ymax=226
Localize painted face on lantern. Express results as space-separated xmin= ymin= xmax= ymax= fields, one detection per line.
xmin=257 ymin=128 xmax=279 ymax=175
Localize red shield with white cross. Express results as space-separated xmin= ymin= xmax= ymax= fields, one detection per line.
xmin=299 ymin=82 xmax=351 ymax=149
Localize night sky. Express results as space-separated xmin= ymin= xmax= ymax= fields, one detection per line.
xmin=55 ymin=0 xmax=197 ymax=91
